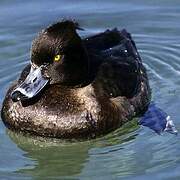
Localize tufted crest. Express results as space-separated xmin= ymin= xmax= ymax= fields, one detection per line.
xmin=45 ymin=20 xmax=83 ymax=33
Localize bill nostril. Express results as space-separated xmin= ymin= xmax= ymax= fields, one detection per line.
xmin=32 ymin=77 xmax=37 ymax=83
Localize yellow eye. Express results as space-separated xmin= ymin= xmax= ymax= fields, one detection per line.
xmin=54 ymin=54 xmax=61 ymax=62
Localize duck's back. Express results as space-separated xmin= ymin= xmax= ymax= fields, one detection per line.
xmin=83 ymin=29 xmax=146 ymax=99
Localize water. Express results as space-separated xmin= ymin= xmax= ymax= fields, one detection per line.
xmin=0 ymin=0 xmax=180 ymax=179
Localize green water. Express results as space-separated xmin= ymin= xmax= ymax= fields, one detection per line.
xmin=0 ymin=0 xmax=180 ymax=179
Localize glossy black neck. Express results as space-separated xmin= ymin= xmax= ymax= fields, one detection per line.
xmin=60 ymin=42 xmax=90 ymax=87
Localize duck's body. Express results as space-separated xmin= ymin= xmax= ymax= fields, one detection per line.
xmin=1 ymin=21 xmax=151 ymax=139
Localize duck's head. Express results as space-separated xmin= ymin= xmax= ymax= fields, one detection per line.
xmin=11 ymin=20 xmax=89 ymax=102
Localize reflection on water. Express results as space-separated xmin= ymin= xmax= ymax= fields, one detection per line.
xmin=7 ymin=120 xmax=138 ymax=178
xmin=0 ymin=0 xmax=180 ymax=179
xmin=11 ymin=132 xmax=90 ymax=178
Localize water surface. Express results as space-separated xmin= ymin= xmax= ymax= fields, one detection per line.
xmin=0 ymin=0 xmax=180 ymax=179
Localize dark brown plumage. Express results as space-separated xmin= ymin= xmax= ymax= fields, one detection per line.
xmin=1 ymin=20 xmax=151 ymax=139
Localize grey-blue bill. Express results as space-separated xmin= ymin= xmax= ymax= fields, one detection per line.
xmin=11 ymin=65 xmax=49 ymax=102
